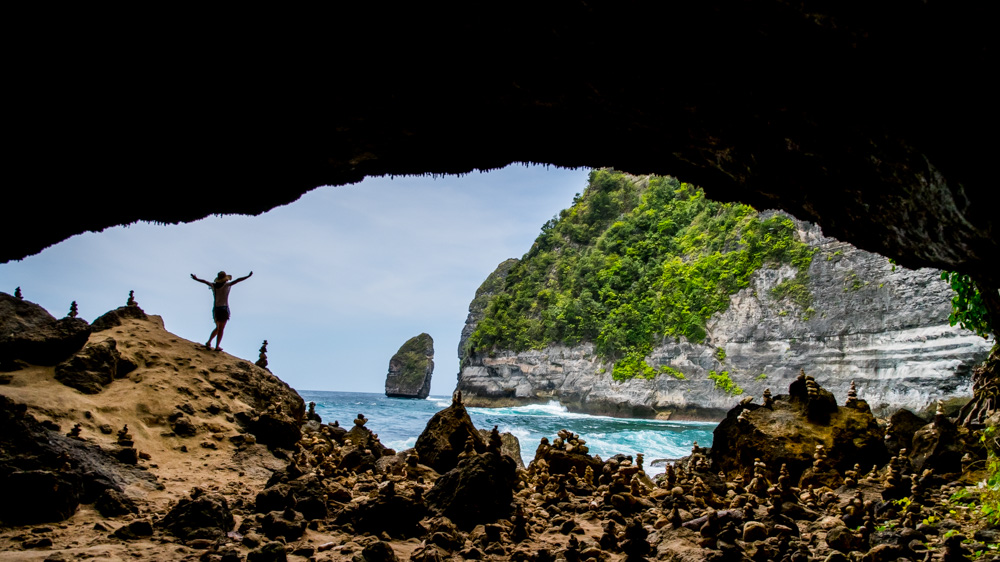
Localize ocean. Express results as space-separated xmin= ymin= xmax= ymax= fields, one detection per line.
xmin=297 ymin=391 xmax=716 ymax=475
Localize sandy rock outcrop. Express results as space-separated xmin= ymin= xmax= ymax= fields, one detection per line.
xmin=0 ymin=292 xmax=91 ymax=368
xmin=710 ymin=373 xmax=887 ymax=484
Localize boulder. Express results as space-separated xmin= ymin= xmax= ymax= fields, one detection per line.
xmin=214 ymin=360 xmax=305 ymax=422
xmin=242 ymin=410 xmax=301 ymax=450
xmin=0 ymin=469 xmax=81 ymax=525
xmin=385 ymin=333 xmax=434 ymax=399
xmin=261 ymin=508 xmax=306 ymax=541
xmin=533 ymin=429 xmax=604 ymax=477
xmin=909 ymin=416 xmax=969 ymax=475
xmin=90 ymin=305 xmax=149 ymax=332
xmin=334 ymin=485 xmax=427 ymax=538
xmin=885 ymin=409 xmax=929 ymax=456
xmin=711 ymin=375 xmax=888 ymax=483
xmin=0 ymin=293 xmax=91 ymax=366
xmin=54 ymin=338 xmax=133 ymax=394
xmin=0 ymin=395 xmax=158 ymax=525
xmin=158 ymin=490 xmax=234 ymax=541
xmin=96 ymin=488 xmax=138 ymax=517
xmin=477 ymin=428 xmax=524 ymax=469
xmin=415 ymin=399 xmax=486 ymax=474
xmin=425 ymin=451 xmax=517 ymax=530
xmin=247 ymin=542 xmax=287 ymax=562
xmin=357 ymin=541 xmax=400 ymax=562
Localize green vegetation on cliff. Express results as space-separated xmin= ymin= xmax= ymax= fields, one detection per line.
xmin=468 ymin=170 xmax=816 ymax=380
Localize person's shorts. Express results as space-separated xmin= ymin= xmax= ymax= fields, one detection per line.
xmin=213 ymin=306 xmax=231 ymax=322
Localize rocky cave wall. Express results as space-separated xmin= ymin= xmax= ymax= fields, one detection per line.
xmin=5 ymin=4 xmax=997 ymax=288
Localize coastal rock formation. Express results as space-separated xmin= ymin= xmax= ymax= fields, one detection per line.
xmin=425 ymin=451 xmax=517 ymax=531
xmin=414 ymin=398 xmax=486 ymax=474
xmin=91 ymin=303 xmax=149 ymax=332
xmin=157 ymin=488 xmax=235 ymax=542
xmin=458 ymin=259 xmax=518 ymax=364
xmin=457 ymin=219 xmax=992 ymax=419
xmin=0 ymin=394 xmax=158 ymax=525
xmin=54 ymin=337 xmax=136 ymax=394
xmin=0 ymin=300 xmax=303 ymax=534
xmin=710 ymin=373 xmax=887 ymax=483
xmin=385 ymin=333 xmax=434 ymax=399
xmin=0 ymin=292 xmax=91 ymax=368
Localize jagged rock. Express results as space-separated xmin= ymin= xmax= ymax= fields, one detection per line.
xmin=385 ymin=333 xmax=434 ymax=399
xmin=415 ymin=401 xmax=486 ymax=474
xmin=0 ymin=395 xmax=158 ymax=525
xmin=112 ymin=519 xmax=153 ymax=540
xmin=335 ymin=487 xmax=427 ymax=538
xmin=711 ymin=376 xmax=887 ymax=483
xmin=355 ymin=541 xmax=400 ymax=562
xmin=0 ymin=293 xmax=91 ymax=366
xmin=826 ymin=525 xmax=863 ymax=553
xmin=95 ymin=488 xmax=138 ymax=517
xmin=169 ymin=413 xmax=198 ymax=437
xmin=216 ymin=360 xmax=305 ymax=423
xmin=247 ymin=542 xmax=287 ymax=562
xmin=477 ymin=428 xmax=524 ymax=469
xmin=885 ymin=409 xmax=930 ymax=456
xmin=90 ymin=305 xmax=149 ymax=332
xmin=254 ymin=474 xmax=328 ymax=520
xmin=158 ymin=490 xmax=234 ymax=541
xmin=909 ymin=416 xmax=969 ymax=475
xmin=533 ymin=435 xmax=604 ymax=477
xmin=53 ymin=338 xmax=136 ymax=394
xmin=261 ymin=508 xmax=306 ymax=541
xmin=425 ymin=451 xmax=517 ymax=531
xmin=242 ymin=410 xmax=301 ymax=450
xmin=1 ymin=470 xmax=81 ymax=525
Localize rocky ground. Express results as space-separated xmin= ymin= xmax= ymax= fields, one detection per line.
xmin=2 ymin=293 xmax=999 ymax=561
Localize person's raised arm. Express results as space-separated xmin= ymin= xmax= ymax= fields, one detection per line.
xmin=190 ymin=274 xmax=212 ymax=287
xmin=231 ymin=271 xmax=253 ymax=285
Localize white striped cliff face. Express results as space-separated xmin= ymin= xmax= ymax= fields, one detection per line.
xmin=456 ymin=218 xmax=993 ymax=420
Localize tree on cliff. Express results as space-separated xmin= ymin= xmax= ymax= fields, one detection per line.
xmin=945 ymin=271 xmax=1000 ymax=427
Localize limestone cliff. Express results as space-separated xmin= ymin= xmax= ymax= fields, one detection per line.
xmin=457 ymin=218 xmax=992 ymax=420
xmin=385 ymin=333 xmax=434 ymax=399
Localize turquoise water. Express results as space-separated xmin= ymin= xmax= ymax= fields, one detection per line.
xmin=297 ymin=391 xmax=716 ymax=475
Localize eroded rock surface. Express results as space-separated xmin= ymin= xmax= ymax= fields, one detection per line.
xmin=385 ymin=333 xmax=434 ymax=399
xmin=710 ymin=374 xmax=887 ymax=484
xmin=0 ymin=293 xmax=91 ymax=367
xmin=458 ymin=219 xmax=992 ymax=419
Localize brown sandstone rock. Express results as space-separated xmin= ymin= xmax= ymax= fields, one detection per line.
xmin=90 ymin=305 xmax=149 ymax=332
xmin=0 ymin=293 xmax=91 ymax=366
xmin=54 ymin=338 xmax=134 ymax=394
xmin=711 ymin=376 xmax=888 ymax=483
xmin=425 ymin=451 xmax=517 ymax=531
xmin=415 ymin=400 xmax=486 ymax=474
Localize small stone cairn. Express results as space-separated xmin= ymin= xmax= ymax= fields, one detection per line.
xmin=126 ymin=290 xmax=137 ymax=307
xmin=256 ymin=340 xmax=269 ymax=369
xmin=68 ymin=301 xmax=78 ymax=318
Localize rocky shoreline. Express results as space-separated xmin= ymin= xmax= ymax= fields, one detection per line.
xmin=2 ymin=294 xmax=999 ymax=561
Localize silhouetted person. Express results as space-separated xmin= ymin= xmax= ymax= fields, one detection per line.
xmin=190 ymin=270 xmax=252 ymax=351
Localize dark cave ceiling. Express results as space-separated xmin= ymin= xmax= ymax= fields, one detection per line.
xmin=5 ymin=3 xmax=996 ymax=284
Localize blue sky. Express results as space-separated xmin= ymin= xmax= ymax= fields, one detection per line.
xmin=0 ymin=164 xmax=591 ymax=395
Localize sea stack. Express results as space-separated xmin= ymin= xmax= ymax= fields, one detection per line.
xmin=385 ymin=333 xmax=434 ymax=399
